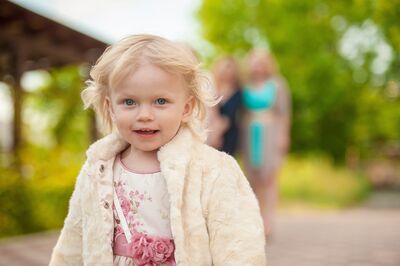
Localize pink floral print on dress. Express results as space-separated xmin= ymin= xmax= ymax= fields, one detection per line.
xmin=112 ymin=166 xmax=175 ymax=266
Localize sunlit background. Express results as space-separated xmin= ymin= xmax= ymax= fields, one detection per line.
xmin=1 ymin=0 xmax=399 ymax=265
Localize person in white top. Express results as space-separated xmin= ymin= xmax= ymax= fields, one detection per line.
xmin=49 ymin=34 xmax=266 ymax=266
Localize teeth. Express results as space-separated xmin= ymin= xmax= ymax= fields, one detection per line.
xmin=136 ymin=129 xmax=157 ymax=134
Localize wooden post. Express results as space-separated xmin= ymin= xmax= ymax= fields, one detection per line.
xmin=9 ymin=48 xmax=23 ymax=170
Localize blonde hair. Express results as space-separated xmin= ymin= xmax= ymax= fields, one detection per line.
xmin=81 ymin=34 xmax=217 ymax=141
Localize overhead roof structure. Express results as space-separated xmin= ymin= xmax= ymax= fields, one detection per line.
xmin=0 ymin=0 xmax=108 ymax=158
xmin=0 ymin=0 xmax=108 ymax=77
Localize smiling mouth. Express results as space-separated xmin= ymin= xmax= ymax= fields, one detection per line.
xmin=134 ymin=129 xmax=160 ymax=135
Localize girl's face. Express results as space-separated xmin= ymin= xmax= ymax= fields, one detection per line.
xmin=106 ymin=63 xmax=194 ymax=153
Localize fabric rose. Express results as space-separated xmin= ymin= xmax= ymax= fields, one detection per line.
xmin=130 ymin=233 xmax=154 ymax=265
xmin=149 ymin=238 xmax=175 ymax=264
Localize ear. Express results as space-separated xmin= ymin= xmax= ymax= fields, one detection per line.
xmin=105 ymin=96 xmax=116 ymax=121
xmin=182 ymin=96 xmax=195 ymax=123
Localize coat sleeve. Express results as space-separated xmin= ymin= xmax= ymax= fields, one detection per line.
xmin=207 ymin=154 xmax=266 ymax=265
xmin=49 ymin=162 xmax=87 ymax=266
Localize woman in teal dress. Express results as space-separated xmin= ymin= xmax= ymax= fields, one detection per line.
xmin=242 ymin=49 xmax=291 ymax=237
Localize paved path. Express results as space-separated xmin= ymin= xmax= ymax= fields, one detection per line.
xmin=0 ymin=230 xmax=59 ymax=266
xmin=267 ymin=208 xmax=400 ymax=266
xmin=1 ymin=193 xmax=399 ymax=266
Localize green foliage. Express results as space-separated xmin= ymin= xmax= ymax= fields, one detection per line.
xmin=0 ymin=167 xmax=41 ymax=237
xmin=279 ymin=156 xmax=370 ymax=208
xmin=1 ymin=64 xmax=91 ymax=239
xmin=352 ymin=87 xmax=400 ymax=154
xmin=25 ymin=65 xmax=90 ymax=150
xmin=23 ymin=145 xmax=85 ymax=230
xmin=0 ymin=145 xmax=84 ymax=239
xmin=198 ymin=0 xmax=400 ymax=161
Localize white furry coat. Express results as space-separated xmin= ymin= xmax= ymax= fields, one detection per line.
xmin=49 ymin=128 xmax=266 ymax=265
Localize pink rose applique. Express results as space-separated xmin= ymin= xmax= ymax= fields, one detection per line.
xmin=127 ymin=232 xmax=175 ymax=266
xmin=130 ymin=233 xmax=154 ymax=265
xmin=149 ymin=238 xmax=175 ymax=264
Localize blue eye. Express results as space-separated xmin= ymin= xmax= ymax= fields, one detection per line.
xmin=124 ymin=99 xmax=135 ymax=106
xmin=156 ymin=98 xmax=167 ymax=105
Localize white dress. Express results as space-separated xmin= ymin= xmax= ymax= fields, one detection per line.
xmin=112 ymin=155 xmax=175 ymax=266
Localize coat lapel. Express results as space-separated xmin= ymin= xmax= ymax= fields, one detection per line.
xmin=157 ymin=127 xmax=194 ymax=264
xmin=86 ymin=131 xmax=129 ymax=246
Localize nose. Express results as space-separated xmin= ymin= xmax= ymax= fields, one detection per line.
xmin=136 ymin=104 xmax=153 ymax=122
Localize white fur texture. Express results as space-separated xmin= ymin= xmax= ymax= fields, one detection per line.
xmin=49 ymin=128 xmax=266 ymax=265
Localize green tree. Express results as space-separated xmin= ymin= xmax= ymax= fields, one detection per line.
xmin=198 ymin=0 xmax=400 ymax=161
xmin=25 ymin=65 xmax=90 ymax=150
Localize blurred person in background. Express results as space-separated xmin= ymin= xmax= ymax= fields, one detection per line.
xmin=208 ymin=56 xmax=242 ymax=156
xmin=242 ymin=49 xmax=291 ymax=237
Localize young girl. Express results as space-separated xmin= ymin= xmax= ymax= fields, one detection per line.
xmin=49 ymin=35 xmax=266 ymax=266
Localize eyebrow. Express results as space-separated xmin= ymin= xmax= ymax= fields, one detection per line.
xmin=113 ymin=91 xmax=176 ymax=99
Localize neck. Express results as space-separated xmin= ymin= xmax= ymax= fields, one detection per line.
xmin=120 ymin=145 xmax=160 ymax=174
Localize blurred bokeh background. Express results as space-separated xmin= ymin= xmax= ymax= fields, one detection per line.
xmin=0 ymin=0 xmax=399 ymax=265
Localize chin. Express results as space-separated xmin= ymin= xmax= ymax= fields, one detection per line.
xmin=137 ymin=145 xmax=162 ymax=152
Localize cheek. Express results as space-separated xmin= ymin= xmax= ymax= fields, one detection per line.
xmin=114 ymin=109 xmax=135 ymax=125
xmin=156 ymin=106 xmax=184 ymax=122
xmin=155 ymin=109 xmax=177 ymax=120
